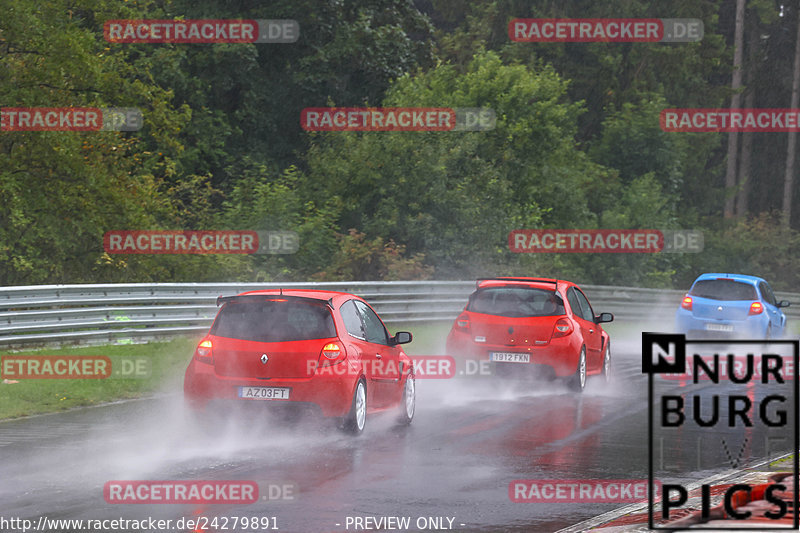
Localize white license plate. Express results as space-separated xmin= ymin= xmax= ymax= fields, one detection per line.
xmin=490 ymin=352 xmax=530 ymax=363
xmin=705 ymin=323 xmax=733 ymax=332
xmin=238 ymin=387 xmax=290 ymax=400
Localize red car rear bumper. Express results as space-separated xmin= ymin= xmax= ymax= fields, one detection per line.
xmin=445 ymin=329 xmax=581 ymax=378
xmin=184 ymin=359 xmax=357 ymax=417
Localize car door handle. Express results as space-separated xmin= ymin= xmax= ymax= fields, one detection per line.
xmin=376 ymin=353 xmax=382 ymax=359
xmin=589 ymin=329 xmax=594 ymax=334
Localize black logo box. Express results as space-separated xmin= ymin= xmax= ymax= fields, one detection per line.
xmin=643 ymin=333 xmax=799 ymax=530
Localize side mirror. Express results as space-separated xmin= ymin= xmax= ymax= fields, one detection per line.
xmin=778 ymin=300 xmax=791 ymax=308
xmin=595 ymin=312 xmax=614 ymax=324
xmin=392 ymin=331 xmax=413 ymax=345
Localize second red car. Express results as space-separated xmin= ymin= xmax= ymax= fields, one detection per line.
xmin=445 ymin=277 xmax=613 ymax=391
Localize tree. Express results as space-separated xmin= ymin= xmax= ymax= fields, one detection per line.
xmin=145 ymin=0 xmax=438 ymax=187
xmin=302 ymin=51 xmax=605 ymax=277
xmin=0 ymin=0 xmax=196 ymax=284
xmin=724 ymin=0 xmax=746 ymax=218
xmin=783 ymin=1 xmax=800 ymax=226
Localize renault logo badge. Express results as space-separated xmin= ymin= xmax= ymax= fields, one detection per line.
xmin=260 ymin=354 xmax=269 ymax=364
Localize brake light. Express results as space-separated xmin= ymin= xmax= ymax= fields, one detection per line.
xmin=552 ymin=318 xmax=573 ymax=338
xmin=319 ymin=342 xmax=346 ymax=367
xmin=194 ymin=339 xmax=213 ymax=364
xmin=749 ymin=301 xmax=763 ymax=315
xmin=681 ymin=296 xmax=693 ymax=311
xmin=455 ymin=313 xmax=470 ymax=331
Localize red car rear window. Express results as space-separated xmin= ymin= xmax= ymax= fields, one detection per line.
xmin=467 ymin=287 xmax=565 ymax=317
xmin=211 ymin=300 xmax=336 ymax=342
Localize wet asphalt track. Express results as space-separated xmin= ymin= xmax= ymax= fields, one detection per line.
xmin=0 ymin=337 xmax=795 ymax=533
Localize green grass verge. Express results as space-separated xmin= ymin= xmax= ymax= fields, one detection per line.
xmin=769 ymin=454 xmax=795 ymax=469
xmin=0 ymin=338 xmax=197 ymax=420
xmin=386 ymin=321 xmax=451 ymax=355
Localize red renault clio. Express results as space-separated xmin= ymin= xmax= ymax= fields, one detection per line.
xmin=184 ymin=289 xmax=415 ymax=434
xmin=445 ymin=277 xmax=613 ymax=391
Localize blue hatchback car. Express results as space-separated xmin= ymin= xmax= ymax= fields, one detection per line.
xmin=675 ymin=273 xmax=790 ymax=338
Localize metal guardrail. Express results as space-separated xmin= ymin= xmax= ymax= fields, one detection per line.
xmin=0 ymin=282 xmax=797 ymax=348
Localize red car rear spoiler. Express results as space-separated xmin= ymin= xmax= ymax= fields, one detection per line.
xmin=216 ymin=294 xmax=334 ymax=309
xmin=475 ymin=277 xmax=559 ymax=288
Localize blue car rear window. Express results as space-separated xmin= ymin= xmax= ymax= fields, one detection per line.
xmin=468 ymin=287 xmax=565 ymax=317
xmin=689 ymin=279 xmax=757 ymax=301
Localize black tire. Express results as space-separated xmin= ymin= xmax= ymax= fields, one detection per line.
xmin=567 ymin=347 xmax=587 ymax=393
xmin=602 ymin=340 xmax=612 ymax=384
xmin=396 ymin=373 xmax=415 ymax=426
xmin=341 ymin=379 xmax=367 ymax=435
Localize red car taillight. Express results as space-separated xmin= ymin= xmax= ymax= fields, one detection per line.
xmin=194 ymin=339 xmax=213 ymax=364
xmin=749 ymin=301 xmax=763 ymax=315
xmin=319 ymin=342 xmax=346 ymax=367
xmin=455 ymin=313 xmax=470 ymax=331
xmin=552 ymin=318 xmax=573 ymax=338
xmin=681 ymin=296 xmax=693 ymax=311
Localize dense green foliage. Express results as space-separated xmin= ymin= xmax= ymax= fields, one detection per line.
xmin=1 ymin=0 xmax=799 ymax=290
